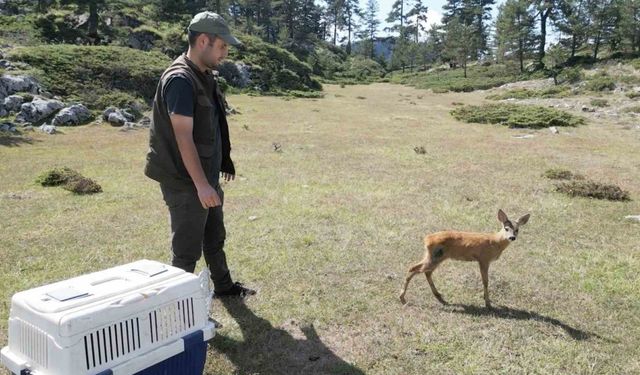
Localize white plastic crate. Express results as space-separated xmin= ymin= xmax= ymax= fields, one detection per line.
xmin=1 ymin=260 xmax=215 ymax=375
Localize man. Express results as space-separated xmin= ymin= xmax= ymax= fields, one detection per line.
xmin=145 ymin=11 xmax=255 ymax=298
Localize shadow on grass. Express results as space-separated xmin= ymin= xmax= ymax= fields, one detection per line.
xmin=449 ymin=303 xmax=616 ymax=342
xmin=0 ymin=134 xmax=38 ymax=147
xmin=211 ymin=299 xmax=365 ymax=375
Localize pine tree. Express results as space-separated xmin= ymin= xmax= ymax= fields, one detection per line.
xmin=444 ymin=17 xmax=478 ymax=77
xmin=359 ymin=0 xmax=380 ymax=58
xmin=495 ymin=0 xmax=536 ymax=71
xmin=406 ymin=0 xmax=428 ymax=43
xmin=553 ymin=0 xmax=589 ymax=58
xmin=343 ymin=0 xmax=361 ymax=54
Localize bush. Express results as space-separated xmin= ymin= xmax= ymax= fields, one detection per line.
xmin=555 ymin=180 xmax=630 ymax=201
xmin=487 ymin=86 xmax=571 ymax=100
xmin=230 ymin=34 xmax=320 ymax=92
xmin=626 ymin=92 xmax=640 ymax=100
xmin=9 ymin=45 xmax=171 ymax=109
xmin=37 ymin=167 xmax=102 ymax=194
xmin=451 ymin=103 xmax=585 ymax=129
xmin=62 ymin=177 xmax=103 ymax=195
xmin=585 ymin=73 xmax=616 ymax=92
xmin=36 ymin=167 xmax=81 ymax=186
xmin=390 ymin=63 xmax=523 ymax=93
xmin=622 ymin=105 xmax=640 ymax=113
xmin=543 ymin=168 xmax=582 ymax=180
xmin=559 ymin=67 xmax=584 ymax=84
xmin=590 ymin=98 xmax=609 ymax=107
xmin=275 ymin=69 xmax=305 ymax=90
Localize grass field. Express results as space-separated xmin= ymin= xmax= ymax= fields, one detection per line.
xmin=1 ymin=83 xmax=639 ymax=374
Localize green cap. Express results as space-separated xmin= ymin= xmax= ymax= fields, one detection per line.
xmin=188 ymin=11 xmax=242 ymax=46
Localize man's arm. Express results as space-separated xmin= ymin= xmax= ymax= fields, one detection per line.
xmin=170 ymin=114 xmax=221 ymax=209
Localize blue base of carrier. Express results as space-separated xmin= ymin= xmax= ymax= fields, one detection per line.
xmin=96 ymin=330 xmax=208 ymax=375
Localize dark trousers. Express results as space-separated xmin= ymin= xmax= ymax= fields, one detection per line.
xmin=160 ymin=184 xmax=234 ymax=292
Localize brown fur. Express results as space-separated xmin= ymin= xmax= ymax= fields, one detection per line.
xmin=399 ymin=209 xmax=530 ymax=308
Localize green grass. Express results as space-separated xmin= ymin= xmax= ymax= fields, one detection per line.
xmin=8 ymin=45 xmax=171 ymax=109
xmin=451 ymin=103 xmax=585 ymax=129
xmin=389 ymin=64 xmax=542 ymax=93
xmin=487 ymin=86 xmax=572 ymax=100
xmin=1 ymin=83 xmax=639 ymax=374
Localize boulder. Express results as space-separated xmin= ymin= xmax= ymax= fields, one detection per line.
xmin=2 ymin=95 xmax=24 ymax=113
xmin=39 ymin=124 xmax=56 ymax=134
xmin=103 ymin=107 xmax=135 ymax=126
xmin=16 ymin=98 xmax=64 ymax=124
xmin=52 ymin=104 xmax=92 ymax=126
xmin=0 ymin=75 xmax=39 ymax=100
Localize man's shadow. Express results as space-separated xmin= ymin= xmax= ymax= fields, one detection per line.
xmin=448 ymin=303 xmax=615 ymax=342
xmin=210 ymin=299 xmax=366 ymax=375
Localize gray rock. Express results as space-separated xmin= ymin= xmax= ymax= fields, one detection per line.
xmin=39 ymin=124 xmax=56 ymax=134
xmin=52 ymin=104 xmax=92 ymax=126
xmin=138 ymin=116 xmax=151 ymax=127
xmin=16 ymin=98 xmax=64 ymax=123
xmin=549 ymin=126 xmax=559 ymax=134
xmin=0 ymin=107 xmax=6 ymax=117
xmin=0 ymin=75 xmax=39 ymax=100
xmin=3 ymin=94 xmax=24 ymax=113
xmin=0 ymin=123 xmax=10 ymax=131
xmin=103 ymin=107 xmax=135 ymax=126
xmin=23 ymin=125 xmax=34 ymax=131
xmin=218 ymin=61 xmax=252 ymax=88
xmin=107 ymin=112 xmax=127 ymax=126
xmin=0 ymin=59 xmax=12 ymax=69
xmin=625 ymin=215 xmax=640 ymax=222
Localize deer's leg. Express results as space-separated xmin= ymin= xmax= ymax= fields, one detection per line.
xmin=425 ymin=268 xmax=447 ymax=305
xmin=479 ymin=261 xmax=492 ymax=309
xmin=399 ymin=255 xmax=437 ymax=304
xmin=399 ymin=268 xmax=420 ymax=304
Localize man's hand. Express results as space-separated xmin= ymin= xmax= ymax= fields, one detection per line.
xmin=196 ymin=183 xmax=221 ymax=209
xmin=221 ymin=172 xmax=235 ymax=182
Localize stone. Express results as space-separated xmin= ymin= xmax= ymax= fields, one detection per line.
xmin=39 ymin=124 xmax=56 ymax=134
xmin=15 ymin=98 xmax=64 ymax=123
xmin=549 ymin=126 xmax=559 ymax=134
xmin=2 ymin=94 xmax=24 ymax=113
xmin=52 ymin=104 xmax=92 ymax=126
xmin=0 ymin=75 xmax=39 ymax=100
xmin=624 ymin=215 xmax=640 ymax=222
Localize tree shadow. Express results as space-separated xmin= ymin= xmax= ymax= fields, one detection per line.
xmin=210 ymin=299 xmax=365 ymax=375
xmin=448 ymin=303 xmax=616 ymax=343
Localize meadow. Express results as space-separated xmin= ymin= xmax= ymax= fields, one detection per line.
xmin=1 ymin=83 xmax=639 ymax=374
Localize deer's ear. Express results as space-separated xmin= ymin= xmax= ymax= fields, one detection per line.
xmin=498 ymin=209 xmax=508 ymax=223
xmin=517 ymin=214 xmax=530 ymax=226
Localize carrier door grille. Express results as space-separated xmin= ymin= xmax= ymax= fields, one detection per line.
xmin=83 ymin=318 xmax=141 ymax=370
xmin=149 ymin=297 xmax=194 ymax=343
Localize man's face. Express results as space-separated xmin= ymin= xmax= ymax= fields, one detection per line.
xmin=202 ymin=35 xmax=229 ymax=69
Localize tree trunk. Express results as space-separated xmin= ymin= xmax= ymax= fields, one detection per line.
xmin=88 ymin=0 xmax=99 ymax=44
xmin=519 ymin=38 xmax=524 ymax=72
xmin=347 ymin=13 xmax=352 ymax=54
xmin=537 ymin=7 xmax=551 ymax=68
xmin=216 ymin=0 xmax=221 ymax=14
xmin=571 ymin=34 xmax=577 ymax=58
xmin=333 ymin=7 xmax=338 ymax=45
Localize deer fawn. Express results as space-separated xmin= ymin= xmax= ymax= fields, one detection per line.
xmin=399 ymin=209 xmax=530 ymax=308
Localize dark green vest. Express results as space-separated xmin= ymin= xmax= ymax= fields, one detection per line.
xmin=144 ymin=54 xmax=235 ymax=190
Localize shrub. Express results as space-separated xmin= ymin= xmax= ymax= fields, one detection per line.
xmin=622 ymin=105 xmax=640 ymax=113
xmin=487 ymin=86 xmax=571 ymax=100
xmin=590 ymin=98 xmax=609 ymax=107
xmin=451 ymin=103 xmax=585 ymax=129
xmin=36 ymin=167 xmax=81 ymax=186
xmin=543 ymin=168 xmax=581 ymax=180
xmin=585 ymin=73 xmax=616 ymax=92
xmin=559 ymin=67 xmax=584 ymax=84
xmin=626 ymin=92 xmax=640 ymax=100
xmin=9 ymin=45 xmax=171 ymax=109
xmin=555 ymin=180 xmax=630 ymax=201
xmin=62 ymin=177 xmax=103 ymax=195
